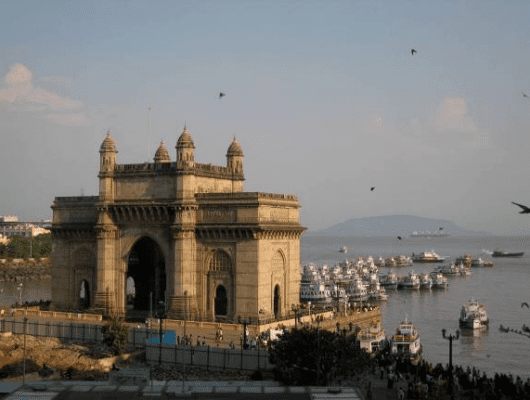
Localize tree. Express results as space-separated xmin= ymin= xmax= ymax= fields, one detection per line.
xmin=102 ymin=315 xmax=129 ymax=355
xmin=268 ymin=326 xmax=371 ymax=386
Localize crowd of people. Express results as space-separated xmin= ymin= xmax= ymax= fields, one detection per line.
xmin=364 ymin=347 xmax=530 ymax=399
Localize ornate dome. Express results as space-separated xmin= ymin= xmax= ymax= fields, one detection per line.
xmin=100 ymin=132 xmax=117 ymax=153
xmin=226 ymin=137 xmax=244 ymax=157
xmin=176 ymin=126 xmax=195 ymax=149
xmin=154 ymin=141 xmax=171 ymax=163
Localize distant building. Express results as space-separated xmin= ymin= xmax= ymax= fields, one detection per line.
xmin=0 ymin=215 xmax=19 ymax=223
xmin=1 ymin=224 xmax=51 ymax=238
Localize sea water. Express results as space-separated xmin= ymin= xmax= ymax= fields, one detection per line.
xmin=302 ymin=235 xmax=530 ymax=379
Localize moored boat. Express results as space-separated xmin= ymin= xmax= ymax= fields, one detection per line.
xmin=412 ymin=251 xmax=445 ymax=263
xmin=398 ymin=271 xmax=420 ymax=290
xmin=391 ymin=317 xmax=422 ymax=359
xmin=459 ymin=298 xmax=489 ymax=329
xmin=430 ymin=271 xmax=448 ymax=288
xmin=379 ymin=271 xmax=399 ymax=289
xmin=357 ymin=323 xmax=388 ymax=354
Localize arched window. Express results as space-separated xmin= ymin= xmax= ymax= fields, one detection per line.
xmin=209 ymin=251 xmax=231 ymax=272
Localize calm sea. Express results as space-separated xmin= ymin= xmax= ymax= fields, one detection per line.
xmin=302 ymin=235 xmax=530 ymax=379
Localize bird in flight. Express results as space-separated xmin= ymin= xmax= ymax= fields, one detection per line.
xmin=411 ymin=49 xmax=417 ymax=56
xmin=219 ymin=92 xmax=226 ymax=99
xmin=522 ymin=302 xmax=529 ymax=308
xmin=370 ymin=187 xmax=375 ymax=191
xmin=512 ymin=202 xmax=530 ymax=214
xmin=523 ymin=92 xmax=529 ymax=98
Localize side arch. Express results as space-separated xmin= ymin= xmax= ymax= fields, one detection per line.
xmin=206 ymin=250 xmax=234 ymax=319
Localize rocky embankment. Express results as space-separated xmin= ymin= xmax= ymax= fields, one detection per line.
xmin=0 ymin=332 xmax=261 ymax=383
xmin=0 ymin=258 xmax=51 ymax=282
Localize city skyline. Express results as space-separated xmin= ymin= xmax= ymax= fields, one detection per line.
xmin=1 ymin=1 xmax=530 ymax=235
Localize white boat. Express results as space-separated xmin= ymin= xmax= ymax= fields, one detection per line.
xmin=357 ymin=323 xmax=388 ymax=354
xmin=459 ymin=298 xmax=489 ymax=329
xmin=395 ymin=255 xmax=413 ymax=266
xmin=299 ymin=282 xmax=333 ymax=302
xmin=391 ymin=317 xmax=422 ymax=359
xmin=346 ymin=277 xmax=369 ymax=301
xmin=379 ymin=271 xmax=399 ymax=289
xmin=430 ymin=271 xmax=448 ymax=288
xmin=419 ymin=271 xmax=433 ymax=289
xmin=435 ymin=263 xmax=460 ymax=276
xmin=339 ymin=246 xmax=348 ymax=253
xmin=411 ymin=251 xmax=445 ymax=263
xmin=398 ymin=271 xmax=420 ymax=289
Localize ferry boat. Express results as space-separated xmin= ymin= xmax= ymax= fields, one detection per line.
xmin=379 ymin=271 xmax=399 ymax=289
xmin=398 ymin=271 xmax=420 ymax=290
xmin=430 ymin=271 xmax=448 ymax=288
xmin=346 ymin=277 xmax=369 ymax=301
xmin=459 ymin=298 xmax=489 ymax=329
xmin=357 ymin=323 xmax=388 ymax=354
xmin=300 ymin=282 xmax=333 ymax=302
xmin=434 ymin=263 xmax=460 ymax=276
xmin=391 ymin=317 xmax=422 ymax=359
xmin=411 ymin=251 xmax=445 ymax=263
xmin=419 ymin=271 xmax=433 ymax=289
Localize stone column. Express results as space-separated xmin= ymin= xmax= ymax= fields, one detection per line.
xmin=93 ymin=209 xmax=118 ymax=315
xmin=167 ymin=205 xmax=198 ymax=319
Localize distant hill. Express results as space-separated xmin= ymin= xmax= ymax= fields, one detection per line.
xmin=306 ymin=215 xmax=491 ymax=237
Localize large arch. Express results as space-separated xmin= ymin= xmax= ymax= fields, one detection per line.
xmin=126 ymin=237 xmax=166 ymax=316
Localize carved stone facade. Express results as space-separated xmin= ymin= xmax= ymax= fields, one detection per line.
xmin=51 ymin=128 xmax=305 ymax=321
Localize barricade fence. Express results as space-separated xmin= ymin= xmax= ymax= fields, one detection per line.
xmin=0 ymin=318 xmax=164 ymax=349
xmin=145 ymin=342 xmax=273 ymax=372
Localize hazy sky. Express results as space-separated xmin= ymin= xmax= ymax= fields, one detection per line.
xmin=1 ymin=0 xmax=530 ymax=235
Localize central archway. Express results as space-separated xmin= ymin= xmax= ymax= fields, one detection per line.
xmin=127 ymin=237 xmax=166 ymax=315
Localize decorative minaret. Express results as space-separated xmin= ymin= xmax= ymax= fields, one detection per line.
xmin=226 ymin=137 xmax=244 ymax=192
xmin=94 ymin=131 xmax=118 ymax=314
xmin=98 ymin=131 xmax=117 ymax=202
xmin=175 ymin=125 xmax=195 ymax=168
xmin=154 ymin=140 xmax=171 ymax=163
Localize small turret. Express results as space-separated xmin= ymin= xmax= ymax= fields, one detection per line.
xmin=154 ymin=140 xmax=171 ymax=163
xmin=99 ymin=131 xmax=117 ymax=202
xmin=176 ymin=126 xmax=195 ymax=167
xmin=226 ymin=137 xmax=243 ymax=174
xmin=99 ymin=132 xmax=117 ymax=171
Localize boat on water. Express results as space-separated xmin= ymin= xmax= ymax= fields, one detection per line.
xmin=379 ymin=271 xmax=399 ymax=289
xmin=411 ymin=251 xmax=445 ymax=263
xmin=430 ymin=271 xmax=448 ymax=288
xmin=357 ymin=323 xmax=388 ymax=354
xmin=339 ymin=246 xmax=348 ymax=253
xmin=391 ymin=317 xmax=422 ymax=359
xmin=492 ymin=251 xmax=524 ymax=258
xmin=419 ymin=271 xmax=433 ymax=289
xmin=398 ymin=271 xmax=420 ymax=290
xmin=459 ymin=298 xmax=489 ymax=329
xmin=434 ymin=263 xmax=461 ymax=276
xmin=410 ymin=230 xmax=450 ymax=238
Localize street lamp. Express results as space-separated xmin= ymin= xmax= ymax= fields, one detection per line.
xmin=442 ymin=329 xmax=460 ymax=400
xmin=17 ymin=283 xmax=23 ymax=307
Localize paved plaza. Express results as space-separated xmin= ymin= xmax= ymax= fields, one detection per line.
xmin=0 ymin=381 xmax=362 ymax=400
